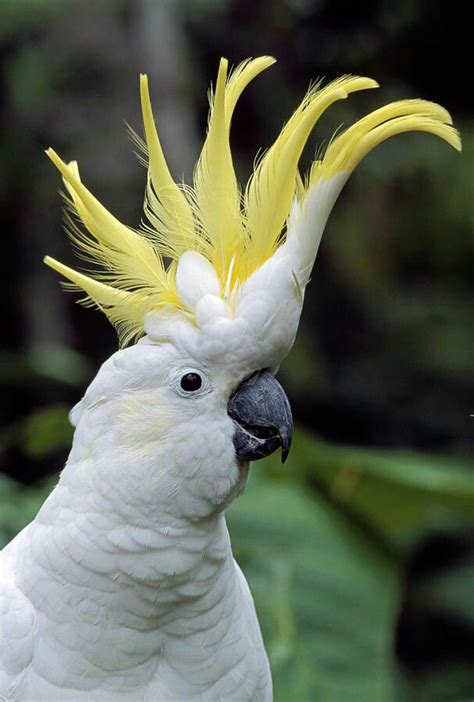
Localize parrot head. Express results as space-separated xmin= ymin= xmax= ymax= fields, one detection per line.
xmin=45 ymin=58 xmax=460 ymax=515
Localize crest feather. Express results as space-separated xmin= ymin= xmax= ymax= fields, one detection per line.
xmin=139 ymin=74 xmax=196 ymax=259
xmin=243 ymin=76 xmax=378 ymax=277
xmin=44 ymin=59 xmax=460 ymax=346
xmin=193 ymin=56 xmax=276 ymax=280
xmin=46 ymin=150 xmax=169 ymax=291
xmin=308 ymin=98 xmax=461 ymax=185
xmin=43 ymin=256 xmax=154 ymax=346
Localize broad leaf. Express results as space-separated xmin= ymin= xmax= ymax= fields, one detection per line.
xmin=267 ymin=429 xmax=474 ymax=550
xmin=228 ymin=475 xmax=401 ymax=702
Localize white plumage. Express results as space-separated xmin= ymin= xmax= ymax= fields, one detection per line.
xmin=0 ymin=251 xmax=298 ymax=700
xmin=0 ymin=343 xmax=272 ymax=700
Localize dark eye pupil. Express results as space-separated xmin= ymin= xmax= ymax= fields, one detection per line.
xmin=180 ymin=372 xmax=202 ymax=392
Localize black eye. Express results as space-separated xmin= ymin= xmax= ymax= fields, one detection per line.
xmin=180 ymin=372 xmax=203 ymax=392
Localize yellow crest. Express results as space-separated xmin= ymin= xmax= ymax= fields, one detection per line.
xmin=45 ymin=57 xmax=461 ymax=346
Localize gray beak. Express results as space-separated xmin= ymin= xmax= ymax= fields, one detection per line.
xmin=227 ymin=370 xmax=293 ymax=463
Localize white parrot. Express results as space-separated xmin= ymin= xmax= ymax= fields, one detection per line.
xmin=0 ymin=57 xmax=460 ymax=701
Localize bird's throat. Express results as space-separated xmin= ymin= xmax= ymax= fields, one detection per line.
xmin=16 ymin=475 xmax=240 ymax=691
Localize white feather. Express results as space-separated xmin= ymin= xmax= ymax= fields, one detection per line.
xmin=286 ymin=172 xmax=349 ymax=287
xmin=175 ymin=251 xmax=221 ymax=311
xmin=0 ymin=342 xmax=272 ymax=701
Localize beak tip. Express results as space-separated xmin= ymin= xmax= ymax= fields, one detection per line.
xmin=280 ymin=426 xmax=292 ymax=464
xmin=228 ymin=370 xmax=293 ymax=465
xmin=281 ymin=441 xmax=291 ymax=464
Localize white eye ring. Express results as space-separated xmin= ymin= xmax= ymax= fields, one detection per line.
xmin=170 ymin=368 xmax=212 ymax=398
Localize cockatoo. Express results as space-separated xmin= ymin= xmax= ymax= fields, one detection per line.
xmin=0 ymin=57 xmax=460 ymax=701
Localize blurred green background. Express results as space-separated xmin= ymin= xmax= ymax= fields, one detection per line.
xmin=0 ymin=1 xmax=473 ymax=700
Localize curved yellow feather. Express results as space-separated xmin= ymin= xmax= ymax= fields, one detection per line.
xmin=44 ymin=256 xmax=129 ymax=305
xmin=140 ymin=75 xmax=196 ymax=258
xmin=243 ymin=76 xmax=378 ymax=275
xmin=44 ymin=59 xmax=461 ymax=346
xmin=310 ymin=99 xmax=461 ymax=185
xmin=46 ymin=149 xmax=167 ymax=291
xmin=224 ymin=56 xmax=276 ymax=125
xmin=194 ymin=57 xmax=276 ymax=280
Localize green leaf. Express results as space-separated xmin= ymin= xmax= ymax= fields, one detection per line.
xmin=0 ymin=344 xmax=92 ymax=386
xmin=0 ymin=474 xmax=55 ymax=547
xmin=27 ymin=343 xmax=93 ymax=386
xmin=228 ymin=475 xmax=401 ymax=702
xmin=411 ymin=559 xmax=474 ymax=627
xmin=0 ymin=0 xmax=71 ymax=42
xmin=21 ymin=404 xmax=73 ymax=458
xmin=268 ymin=429 xmax=474 ymax=551
xmin=399 ymin=664 xmax=474 ymax=702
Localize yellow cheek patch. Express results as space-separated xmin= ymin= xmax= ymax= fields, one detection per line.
xmin=115 ymin=392 xmax=174 ymax=457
